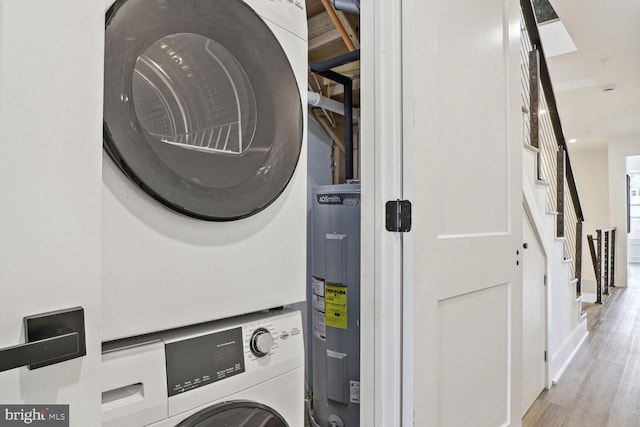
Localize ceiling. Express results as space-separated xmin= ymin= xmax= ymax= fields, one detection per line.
xmin=545 ymin=0 xmax=640 ymax=152
xmin=301 ymin=0 xmax=640 ymax=157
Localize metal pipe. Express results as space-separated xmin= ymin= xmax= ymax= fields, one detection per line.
xmin=316 ymin=70 xmax=353 ymax=180
xmin=310 ymin=50 xmax=360 ymax=74
xmin=310 ymin=50 xmax=360 ymax=181
xmin=308 ymin=91 xmax=360 ymax=122
xmin=330 ymin=0 xmax=360 ymax=14
xmin=344 ymin=79 xmax=353 ymax=180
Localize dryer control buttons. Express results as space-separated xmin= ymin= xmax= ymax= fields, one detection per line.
xmin=250 ymin=328 xmax=274 ymax=357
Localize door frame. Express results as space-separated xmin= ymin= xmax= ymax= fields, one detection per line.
xmin=521 ymin=206 xmax=551 ymax=413
xmin=361 ymin=0 xmax=524 ymax=424
xmin=608 ymin=140 xmax=640 ymax=287
xmin=360 ymin=0 xmax=406 ymax=425
xmin=624 ymin=155 xmax=640 ymax=280
xmin=522 ymin=187 xmax=554 ymax=388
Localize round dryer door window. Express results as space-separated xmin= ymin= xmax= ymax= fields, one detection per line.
xmin=176 ymin=401 xmax=288 ymax=427
xmin=104 ymin=0 xmax=303 ymax=221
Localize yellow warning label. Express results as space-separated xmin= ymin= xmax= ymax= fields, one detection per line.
xmin=325 ymin=284 xmax=347 ymax=329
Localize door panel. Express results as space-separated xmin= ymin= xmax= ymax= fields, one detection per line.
xmin=405 ymin=0 xmax=522 ymax=425
xmin=434 ymin=0 xmax=511 ymax=237
xmin=0 ymin=0 xmax=103 ymax=424
xmin=437 ymin=284 xmax=511 ymax=426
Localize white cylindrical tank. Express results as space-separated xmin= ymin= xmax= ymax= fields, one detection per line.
xmin=310 ymin=184 xmax=361 ymax=427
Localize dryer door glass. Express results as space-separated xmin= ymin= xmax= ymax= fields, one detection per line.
xmin=132 ymin=34 xmax=258 ymax=159
xmin=104 ymin=0 xmax=303 ymax=221
xmin=176 ymin=401 xmax=288 ymax=427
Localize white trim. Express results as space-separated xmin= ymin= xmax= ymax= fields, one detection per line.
xmin=550 ymin=319 xmax=589 ymax=384
xmin=524 ymin=170 xmax=551 ymax=389
xmin=361 ymin=0 xmax=405 ymax=425
xmin=522 ymin=174 xmax=550 ymax=259
xmin=401 ymin=0 xmax=414 ymax=423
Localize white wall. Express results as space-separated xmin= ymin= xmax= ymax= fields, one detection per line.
xmin=523 ymin=174 xmax=587 ymax=385
xmin=0 ymin=0 xmax=103 ymax=423
xmin=608 ymin=137 xmax=640 ymax=286
xmin=570 ymin=149 xmax=609 ymax=294
xmin=626 ymin=155 xmax=640 ymax=171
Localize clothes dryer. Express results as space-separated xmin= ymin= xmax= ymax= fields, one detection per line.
xmin=102 ymin=0 xmax=307 ymax=340
xmin=101 ymin=310 xmax=303 ymax=427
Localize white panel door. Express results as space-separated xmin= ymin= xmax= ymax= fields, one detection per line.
xmin=522 ymin=213 xmax=546 ymax=416
xmin=404 ymin=0 xmax=522 ymax=425
xmin=0 ymin=1 xmax=103 ymax=425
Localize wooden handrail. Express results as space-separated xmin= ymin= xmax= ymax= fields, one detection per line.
xmin=565 ymin=157 xmax=585 ymax=221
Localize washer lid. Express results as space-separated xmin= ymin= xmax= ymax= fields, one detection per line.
xmin=176 ymin=401 xmax=288 ymax=427
xmin=104 ymin=0 xmax=303 ymax=221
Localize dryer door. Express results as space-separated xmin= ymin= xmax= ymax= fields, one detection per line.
xmin=176 ymin=401 xmax=288 ymax=427
xmin=104 ymin=0 xmax=303 ymax=221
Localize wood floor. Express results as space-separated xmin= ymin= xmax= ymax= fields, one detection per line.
xmin=523 ymin=264 xmax=640 ymax=427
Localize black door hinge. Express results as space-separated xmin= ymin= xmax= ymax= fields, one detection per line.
xmin=544 ymin=351 xmax=547 ymax=362
xmin=385 ymin=200 xmax=412 ymax=232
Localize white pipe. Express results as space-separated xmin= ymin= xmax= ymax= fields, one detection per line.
xmin=308 ymin=91 xmax=360 ymax=122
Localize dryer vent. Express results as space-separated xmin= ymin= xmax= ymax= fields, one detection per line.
xmin=330 ymin=0 xmax=359 ymax=14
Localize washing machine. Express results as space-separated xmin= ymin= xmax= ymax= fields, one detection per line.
xmin=102 ymin=310 xmax=303 ymax=426
xmin=102 ymin=0 xmax=308 ymax=340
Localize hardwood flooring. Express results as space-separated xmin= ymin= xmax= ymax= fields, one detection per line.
xmin=523 ymin=264 xmax=640 ymax=427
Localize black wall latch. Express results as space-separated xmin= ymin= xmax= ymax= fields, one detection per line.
xmin=0 ymin=307 xmax=86 ymax=372
xmin=385 ymin=200 xmax=412 ymax=232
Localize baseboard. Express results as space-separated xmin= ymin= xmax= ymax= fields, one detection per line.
xmin=581 ymin=292 xmax=596 ymax=304
xmin=550 ymin=318 xmax=589 ymax=385
xmin=580 ymin=278 xmax=596 ymax=295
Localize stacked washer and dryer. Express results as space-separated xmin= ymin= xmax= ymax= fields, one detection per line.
xmin=101 ymin=0 xmax=308 ymax=424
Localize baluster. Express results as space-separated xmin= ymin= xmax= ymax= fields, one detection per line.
xmin=604 ymin=231 xmax=610 ymax=295
xmin=575 ymin=221 xmax=583 ymax=297
xmin=611 ymin=229 xmax=616 ymax=288
xmin=587 ymin=234 xmax=601 ymax=304
xmin=557 ymin=148 xmax=565 ymax=238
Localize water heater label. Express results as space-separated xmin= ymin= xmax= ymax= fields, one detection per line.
xmin=325 ymin=284 xmax=347 ymax=329
xmin=312 ymin=276 xmax=325 ymax=296
xmin=317 ymin=193 xmax=361 ymax=206
xmin=350 ymin=380 xmax=361 ymax=403
xmin=312 ymin=311 xmax=326 ymax=341
xmin=312 ymin=294 xmax=325 ymax=312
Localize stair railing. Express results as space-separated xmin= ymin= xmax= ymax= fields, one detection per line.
xmin=587 ymin=228 xmax=617 ymax=304
xmin=521 ymin=0 xmax=585 ymax=298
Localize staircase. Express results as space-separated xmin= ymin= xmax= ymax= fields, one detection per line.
xmin=520 ymin=0 xmax=588 ymax=385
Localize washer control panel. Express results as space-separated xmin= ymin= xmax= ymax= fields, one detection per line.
xmin=161 ymin=310 xmax=303 ymax=399
xmin=165 ymin=327 xmax=245 ymax=397
xmin=243 ymin=317 xmax=301 ymax=363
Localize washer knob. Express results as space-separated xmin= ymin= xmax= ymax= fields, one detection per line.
xmin=250 ymin=328 xmax=274 ymax=357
